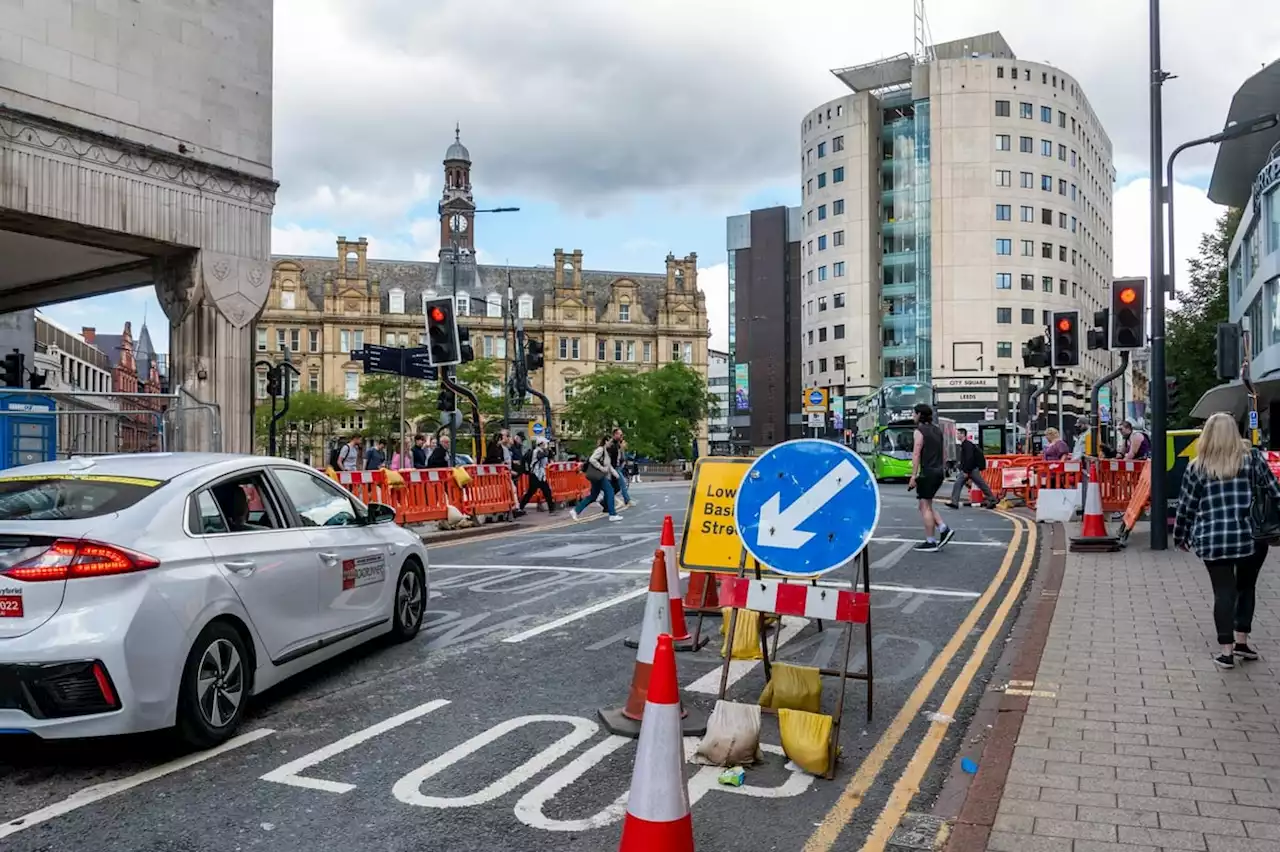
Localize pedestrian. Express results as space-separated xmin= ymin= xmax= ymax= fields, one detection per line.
xmin=572 ymin=435 xmax=621 ymax=521
xmin=1118 ymin=420 xmax=1151 ymax=460
xmin=365 ymin=439 xmax=387 ymax=470
xmin=1173 ymin=411 xmax=1279 ymax=669
xmin=908 ymin=403 xmax=953 ymax=552
xmin=427 ymin=434 xmax=451 ymax=468
xmin=485 ymin=429 xmax=509 ymax=465
xmin=509 ymin=433 xmax=527 ymax=514
xmin=411 ymin=434 xmax=429 ymax=469
xmin=944 ymin=427 xmax=996 ymax=509
xmin=517 ymin=436 xmax=556 ymax=514
xmin=598 ymin=427 xmax=632 ymax=509
xmin=336 ymin=435 xmax=361 ymax=472
xmin=1041 ymin=427 xmax=1072 ymax=461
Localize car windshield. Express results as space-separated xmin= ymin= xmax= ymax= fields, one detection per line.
xmin=0 ymin=475 xmax=160 ymax=521
xmin=879 ymin=428 xmax=915 ymax=457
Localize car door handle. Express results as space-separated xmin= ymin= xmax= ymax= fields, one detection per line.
xmin=318 ymin=551 xmax=339 ymax=564
xmin=223 ymin=560 xmax=256 ymax=576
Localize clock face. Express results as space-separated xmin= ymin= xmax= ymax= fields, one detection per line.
xmin=450 ymin=215 xmax=469 ymax=234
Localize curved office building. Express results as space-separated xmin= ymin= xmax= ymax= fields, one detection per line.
xmin=798 ymin=31 xmax=1118 ymax=430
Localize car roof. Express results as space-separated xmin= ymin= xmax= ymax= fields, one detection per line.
xmin=0 ymin=453 xmax=314 ymax=482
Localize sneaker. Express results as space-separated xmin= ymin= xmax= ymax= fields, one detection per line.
xmin=938 ymin=527 xmax=956 ymax=548
xmin=1213 ymin=653 xmax=1236 ymax=670
xmin=608 ymin=515 xmax=622 ymax=522
xmin=1233 ymin=643 xmax=1260 ymax=661
xmin=569 ymin=509 xmax=579 ymax=521
xmin=943 ymin=501 xmax=961 ymax=509
xmin=913 ymin=540 xmax=940 ymax=552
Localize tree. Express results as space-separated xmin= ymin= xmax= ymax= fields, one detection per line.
xmin=358 ymin=375 xmax=434 ymax=445
xmin=1166 ymin=207 xmax=1242 ymax=428
xmin=642 ymin=361 xmax=720 ymax=460
xmin=253 ymin=391 xmax=352 ymax=457
xmin=455 ymin=357 xmax=505 ymax=427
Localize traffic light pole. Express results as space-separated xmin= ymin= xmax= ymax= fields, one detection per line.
xmin=512 ymin=319 xmax=555 ymax=453
xmin=1147 ymin=0 xmax=1170 ymax=550
xmin=1025 ymin=368 xmax=1056 ymax=453
xmin=1091 ymin=351 xmax=1130 ymax=466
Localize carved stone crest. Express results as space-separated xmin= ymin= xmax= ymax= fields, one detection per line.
xmin=154 ymin=252 xmax=203 ymax=325
xmin=200 ymin=252 xmax=271 ymax=329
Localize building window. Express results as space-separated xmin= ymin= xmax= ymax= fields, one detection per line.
xmin=817 ymin=204 xmax=827 ymax=220
xmin=833 ymin=261 xmax=845 ymax=277
xmin=817 ymin=172 xmax=827 ymax=189
xmin=344 ymin=371 xmax=358 ymax=400
xmin=559 ymin=337 xmax=569 ymax=359
xmin=485 ymin=294 xmax=501 ymax=317
xmin=1020 ymin=171 xmax=1033 ymax=189
xmin=1070 ymin=150 xmax=1077 ymax=168
xmin=1022 ymin=308 xmax=1035 ymax=324
xmin=1060 ymin=278 xmax=1068 ymax=295
xmin=1070 ymin=183 xmax=1077 ymax=200
xmin=626 ymin=341 xmax=636 ymax=362
xmin=281 ymin=290 xmax=296 ymax=310
xmin=1040 ymin=105 xmax=1052 ymax=123
xmin=996 ymin=272 xmax=1012 ymax=290
xmin=1042 ymin=275 xmax=1054 ymax=292
xmin=619 ymin=302 xmax=631 ymax=322
xmin=456 ymin=293 xmax=470 ymax=315
xmin=818 ymin=266 xmax=828 ymax=281
xmin=1059 ymin=212 xmax=1067 ymax=229
xmin=255 ymin=370 xmax=267 ymax=399
xmin=309 ymin=373 xmax=319 ymax=393
xmin=1020 ymin=136 xmax=1033 ymax=154
xmin=276 ymin=329 xmax=286 ymax=350
xmin=1041 ymin=174 xmax=1052 ymax=191
xmin=1021 ymin=273 xmax=1034 ymax=291
xmin=833 ymin=167 xmax=845 ymax=183
xmin=256 ymin=327 xmax=267 ymax=351
xmin=614 ymin=340 xmax=623 ymax=361
xmin=1059 ymin=245 xmax=1068 ymax=262
xmin=1058 ymin=143 xmax=1067 ymax=161
xmin=1020 ymin=102 xmax=1032 ymax=119
xmin=997 ymin=308 xmax=1012 ymax=324
xmin=817 ymin=141 xmax=826 ymax=158
xmin=833 ymin=292 xmax=845 ymax=308
xmin=309 ymin=329 xmax=319 ymax=352
xmin=643 ymin=341 xmax=651 ymax=362
xmin=832 ymin=135 xmax=844 ymax=152
xmin=1041 ymin=139 xmax=1053 ymax=157
xmin=997 ymin=67 xmax=1005 ymax=78
xmin=671 ymin=342 xmax=681 ymax=362
xmin=597 ymin=339 xmax=606 ymax=360
xmin=564 ymin=379 xmax=576 ymax=401
xmin=289 ymin=329 xmax=300 ymax=352
xmin=818 ymin=358 xmax=827 ymax=372
xmin=518 ymin=295 xmax=534 ymax=319
xmin=1058 ymin=178 xmax=1067 ymax=195
xmin=832 ymin=199 xmax=844 ymax=215
xmin=388 ymin=289 xmax=405 ymax=314
xmin=997 ymin=342 xmax=1012 ymax=358
xmin=995 ymin=100 xmax=1010 ymax=117
xmin=818 ymin=327 xmax=827 ymax=342
xmin=1059 ymin=111 xmax=1067 ymax=128
xmin=996 ymin=239 xmax=1012 ymax=256
xmin=1021 ymin=205 xmax=1034 ymax=222
xmin=818 ymin=296 xmax=828 ymax=311
xmin=995 ymin=169 xmax=1011 ymax=187
xmin=834 ymin=355 xmax=846 ymax=370
xmin=834 ymin=324 xmax=845 ymax=340
xmin=833 ymin=230 xmax=845 ymax=247
xmin=1021 ymin=240 xmax=1034 ymax=257
xmin=818 ymin=235 xmax=827 ymax=250
xmin=995 ymin=134 xmax=1011 ymax=151
xmin=1042 ymin=207 xmax=1053 ymax=225
xmin=996 ymin=204 xmax=1011 ymax=221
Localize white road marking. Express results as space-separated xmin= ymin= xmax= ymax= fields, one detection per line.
xmin=870 ymin=536 xmax=1007 ymax=548
xmin=500 ymin=586 xmax=650 ymax=642
xmin=260 ymin=700 xmax=450 ymax=794
xmin=685 ymin=616 xmax=809 ymax=695
xmin=0 ymin=728 xmax=275 ymax=840
xmin=870 ymin=541 xmax=916 ymax=572
xmin=432 ymin=564 xmax=652 ymax=575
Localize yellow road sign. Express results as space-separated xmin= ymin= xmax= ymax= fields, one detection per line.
xmin=678 ymin=457 xmax=750 ymax=573
xmin=803 ymin=387 xmax=828 ymax=413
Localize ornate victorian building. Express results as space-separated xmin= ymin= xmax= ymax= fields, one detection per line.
xmin=260 ymin=132 xmax=711 ymax=440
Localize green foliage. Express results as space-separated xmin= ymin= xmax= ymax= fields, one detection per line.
xmin=253 ymin=391 xmax=352 ymax=455
xmin=454 ymin=358 xmax=506 ymax=427
xmin=561 ymin=361 xmax=718 ymax=461
xmin=357 ymin=374 xmax=435 ymax=443
xmin=1166 ymin=207 xmax=1243 ymax=428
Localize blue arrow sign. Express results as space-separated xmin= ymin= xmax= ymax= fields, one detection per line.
xmin=734 ymin=439 xmax=880 ymax=577
xmin=807 ymin=389 xmax=824 ymax=407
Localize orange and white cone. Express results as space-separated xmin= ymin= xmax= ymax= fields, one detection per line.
xmin=1070 ymin=460 xmax=1120 ymax=552
xmin=684 ymin=571 xmax=719 ymax=611
xmin=661 ymin=515 xmax=699 ymax=648
xmin=601 ymin=550 xmax=707 ymax=739
xmin=617 ymin=634 xmax=695 ymax=852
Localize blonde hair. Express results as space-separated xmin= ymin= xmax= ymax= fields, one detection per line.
xmin=1044 ymin=427 xmax=1060 ymax=442
xmin=1191 ymin=412 xmax=1247 ymax=481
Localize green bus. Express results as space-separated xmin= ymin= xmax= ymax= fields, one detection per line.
xmin=853 ymin=383 xmax=956 ymax=481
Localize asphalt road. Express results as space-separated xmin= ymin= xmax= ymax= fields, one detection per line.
xmin=0 ymin=480 xmax=1037 ymax=852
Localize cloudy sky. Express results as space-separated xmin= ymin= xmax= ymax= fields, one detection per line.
xmin=44 ymin=0 xmax=1280 ymax=354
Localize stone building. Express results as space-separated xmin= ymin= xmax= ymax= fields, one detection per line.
xmin=259 ymin=133 xmax=711 ymax=443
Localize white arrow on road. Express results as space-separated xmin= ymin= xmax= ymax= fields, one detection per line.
xmin=757 ymin=459 xmax=860 ymax=550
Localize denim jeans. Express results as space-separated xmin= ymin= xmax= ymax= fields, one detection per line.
xmin=1204 ymin=542 xmax=1268 ymax=645
xmin=575 ymin=477 xmax=617 ymax=516
xmin=614 ymin=471 xmax=631 ymax=504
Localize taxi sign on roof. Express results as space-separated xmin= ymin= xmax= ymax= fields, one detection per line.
xmin=678 ymin=457 xmax=758 ymax=574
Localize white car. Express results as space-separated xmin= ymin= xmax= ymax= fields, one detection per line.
xmin=0 ymin=453 xmax=428 ymax=747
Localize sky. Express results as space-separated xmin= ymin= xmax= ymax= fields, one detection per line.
xmin=41 ymin=0 xmax=1280 ymax=356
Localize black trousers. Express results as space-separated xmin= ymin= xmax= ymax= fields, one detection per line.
xmin=519 ymin=476 xmax=554 ymax=510
xmin=1204 ymin=542 xmax=1268 ymax=645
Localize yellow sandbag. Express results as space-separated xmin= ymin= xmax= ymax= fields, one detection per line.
xmin=778 ymin=708 xmax=833 ymax=776
xmin=719 ymin=609 xmax=763 ymax=660
xmin=452 ymin=466 xmax=473 ymax=487
xmin=758 ymin=663 xmax=823 ymax=714
xmin=324 ymin=467 xmax=340 ymax=482
xmin=383 ymin=469 xmax=405 ymax=489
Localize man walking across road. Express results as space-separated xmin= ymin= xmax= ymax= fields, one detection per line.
xmin=908 ymin=403 xmax=954 ymax=552
xmin=944 ymin=428 xmax=996 ymax=509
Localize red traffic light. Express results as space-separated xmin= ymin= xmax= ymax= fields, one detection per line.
xmin=1057 ymin=317 xmax=1073 ymax=332
xmin=1118 ymin=287 xmax=1138 ymax=305
xmin=429 ymin=306 xmax=447 ymax=323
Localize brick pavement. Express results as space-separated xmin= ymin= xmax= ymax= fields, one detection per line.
xmin=986 ymin=526 xmax=1280 ymax=852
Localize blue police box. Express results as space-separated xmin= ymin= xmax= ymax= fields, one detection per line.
xmin=0 ymin=394 xmax=57 ymax=470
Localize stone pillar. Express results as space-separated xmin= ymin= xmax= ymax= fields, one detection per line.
xmin=156 ymin=251 xmax=270 ymax=454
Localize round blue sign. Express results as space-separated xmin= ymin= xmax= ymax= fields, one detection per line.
xmin=734 ymin=439 xmax=880 ymax=577
xmin=807 ymin=390 xmax=824 ymax=406
xmin=532 ymin=422 xmax=545 ymax=435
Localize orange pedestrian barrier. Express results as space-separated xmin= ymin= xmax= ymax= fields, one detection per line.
xmin=336 ymin=470 xmax=384 ymax=504
xmin=1021 ymin=459 xmax=1084 ymax=508
xmin=460 ymin=464 xmax=516 ymax=516
xmin=395 ymin=468 xmax=454 ymax=524
xmin=1091 ymin=458 xmax=1146 ymax=512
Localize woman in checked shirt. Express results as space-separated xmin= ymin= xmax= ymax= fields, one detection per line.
xmin=1173 ymin=412 xmax=1280 ymax=669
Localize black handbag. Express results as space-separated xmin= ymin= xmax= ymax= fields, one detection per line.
xmin=1249 ymin=450 xmax=1280 ymax=542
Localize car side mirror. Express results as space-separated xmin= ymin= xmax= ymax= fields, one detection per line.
xmin=367 ymin=502 xmax=397 ymax=525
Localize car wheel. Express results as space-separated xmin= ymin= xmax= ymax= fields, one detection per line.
xmin=391 ymin=560 xmax=426 ymax=642
xmin=176 ymin=621 xmax=250 ymax=749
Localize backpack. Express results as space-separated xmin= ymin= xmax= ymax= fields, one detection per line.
xmin=328 ymin=445 xmax=341 ymax=469
xmin=972 ymin=444 xmax=986 ymax=470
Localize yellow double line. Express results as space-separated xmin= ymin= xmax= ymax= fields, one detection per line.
xmin=803 ymin=511 xmax=1038 ymax=852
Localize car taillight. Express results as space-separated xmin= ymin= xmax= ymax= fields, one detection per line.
xmin=0 ymin=540 xmax=159 ymax=582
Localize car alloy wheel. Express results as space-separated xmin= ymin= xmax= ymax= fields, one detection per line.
xmin=196 ymin=638 xmax=244 ymax=729
xmin=397 ymin=569 xmax=424 ymax=633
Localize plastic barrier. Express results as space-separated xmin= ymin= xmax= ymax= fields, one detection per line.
xmin=1091 ymin=458 xmax=1146 ymax=513
xmin=394 ymin=468 xmax=455 ymax=524
xmin=1021 ymin=460 xmax=1083 ymax=508
xmin=516 ymin=461 xmax=592 ymax=508
xmin=335 ymin=470 xmax=383 ymax=505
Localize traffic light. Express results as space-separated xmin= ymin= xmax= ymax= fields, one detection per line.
xmin=1110 ymin=278 xmax=1146 ymax=349
xmin=424 ymin=297 xmax=461 ymax=366
xmin=1216 ymin=323 xmax=1242 ymax=379
xmin=436 ymin=388 xmax=456 ymax=412
xmin=1022 ymin=337 xmax=1048 ymax=369
xmin=458 ymin=327 xmax=474 ymax=363
xmin=1 ymin=351 xmax=23 ymax=388
xmin=265 ymin=365 xmax=282 ymax=398
xmin=28 ymin=370 xmax=46 ymax=390
xmin=1050 ymin=310 xmax=1080 ymax=367
xmin=1087 ymin=309 xmax=1110 ymax=351
xmin=525 ymin=338 xmax=544 ymax=372
xmin=1166 ymin=376 xmax=1180 ymax=412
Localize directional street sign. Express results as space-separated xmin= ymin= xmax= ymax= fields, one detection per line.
xmin=802 ymin=387 xmax=828 ymax=413
xmin=1250 ymin=409 xmax=1259 ymax=430
xmin=529 ymin=419 xmax=546 ymax=437
xmin=351 ymin=345 xmax=438 ymax=381
xmin=734 ymin=439 xmax=880 ymax=577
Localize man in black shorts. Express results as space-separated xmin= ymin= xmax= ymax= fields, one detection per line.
xmin=908 ymin=402 xmax=954 ymax=552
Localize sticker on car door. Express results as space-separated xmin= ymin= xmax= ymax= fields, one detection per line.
xmin=0 ymin=587 xmax=23 ymax=618
xmin=342 ymin=555 xmax=386 ymax=591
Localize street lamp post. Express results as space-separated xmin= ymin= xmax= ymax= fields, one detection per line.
xmin=1148 ymin=0 xmax=1171 ymax=549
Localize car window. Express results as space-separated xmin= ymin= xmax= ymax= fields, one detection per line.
xmin=0 ymin=475 xmax=160 ymax=521
xmin=272 ymin=468 xmax=363 ymax=528
xmin=193 ymin=490 xmax=229 ymax=534
xmin=204 ymin=473 xmax=281 ymax=533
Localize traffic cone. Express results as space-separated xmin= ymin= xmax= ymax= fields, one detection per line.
xmin=617 ymin=634 xmax=695 ymax=852
xmin=1070 ymin=460 xmax=1120 ymax=553
xmin=684 ymin=571 xmax=719 ymax=611
xmin=600 ymin=550 xmax=707 ymax=739
xmin=625 ymin=517 xmax=706 ymax=652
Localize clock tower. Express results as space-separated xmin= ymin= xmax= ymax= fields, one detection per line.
xmin=439 ymin=124 xmax=476 ymax=257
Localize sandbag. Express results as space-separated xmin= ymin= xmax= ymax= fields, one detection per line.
xmin=719 ymin=609 xmax=763 ymax=660
xmin=692 ymin=700 xmax=762 ymax=767
xmin=778 ymin=708 xmax=834 ymax=776
xmin=383 ymin=469 xmax=405 ymax=489
xmin=452 ymin=466 xmax=473 ymax=487
xmin=324 ymin=467 xmax=340 ymax=482
xmin=758 ymin=663 xmax=823 ymax=714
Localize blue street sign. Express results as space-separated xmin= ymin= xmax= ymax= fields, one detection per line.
xmin=531 ymin=421 xmax=545 ymax=436
xmin=734 ymin=439 xmax=881 ymax=577
xmin=807 ymin=390 xmax=824 ymax=407
xmin=1250 ymin=409 xmax=1259 ymax=430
